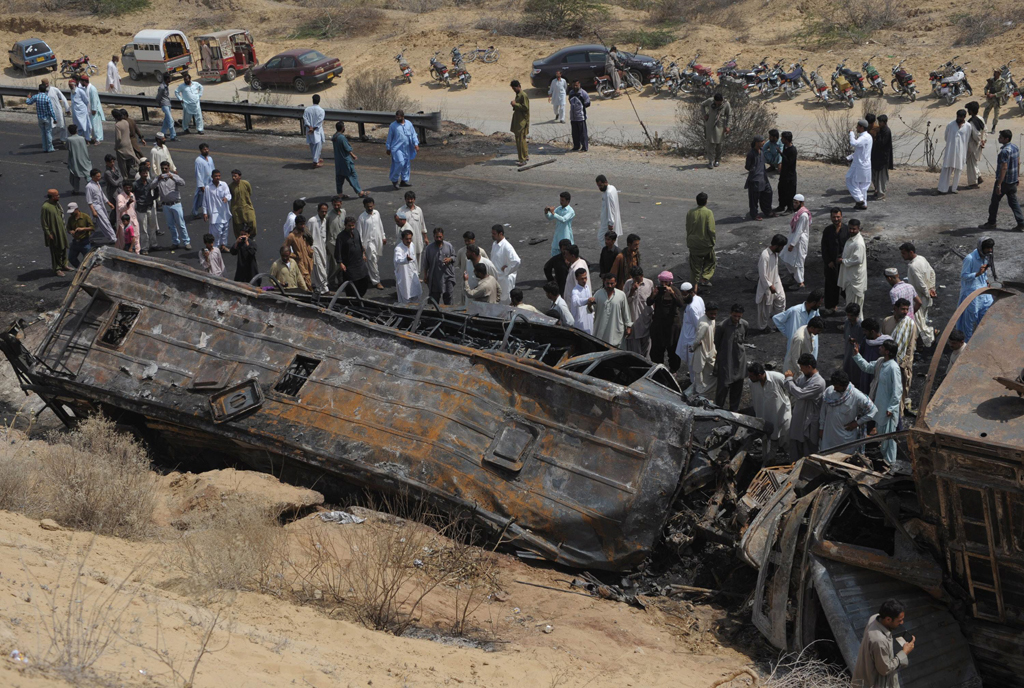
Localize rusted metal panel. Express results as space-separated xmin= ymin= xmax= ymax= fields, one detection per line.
xmin=0 ymin=248 xmax=763 ymax=572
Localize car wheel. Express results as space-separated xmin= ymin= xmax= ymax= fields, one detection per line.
xmin=293 ymin=77 xmax=308 ymax=92
xmin=128 ymin=68 xmax=140 ymax=81
xmin=250 ymin=76 xmax=263 ymax=91
xmin=226 ymin=67 xmax=236 ymax=82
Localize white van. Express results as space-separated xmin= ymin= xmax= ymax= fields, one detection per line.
xmin=121 ymin=30 xmax=193 ymax=81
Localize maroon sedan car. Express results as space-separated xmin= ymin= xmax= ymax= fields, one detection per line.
xmin=245 ymin=48 xmax=342 ymax=92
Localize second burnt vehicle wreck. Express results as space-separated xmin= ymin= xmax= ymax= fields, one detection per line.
xmin=0 ymin=248 xmax=766 ymax=571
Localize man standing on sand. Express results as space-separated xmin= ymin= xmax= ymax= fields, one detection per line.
xmin=596 ymin=175 xmax=622 ymax=245
xmin=41 ymin=189 xmax=69 ymax=277
xmin=386 ymin=110 xmax=419 ymax=188
xmin=686 ymin=192 xmax=716 ymax=288
xmin=755 ymin=235 xmax=787 ymax=331
xmin=303 ymin=94 xmax=325 ymax=168
xmin=106 ymin=55 xmax=121 ymax=93
xmin=701 ymin=92 xmax=731 ymax=169
xmin=938 ymin=109 xmax=970 ymax=194
xmin=851 ymin=599 xmax=916 ymax=688
xmin=548 ymin=70 xmax=567 ymax=123
xmin=846 ymin=120 xmax=873 ymax=209
xmin=510 ymin=80 xmax=530 ymax=166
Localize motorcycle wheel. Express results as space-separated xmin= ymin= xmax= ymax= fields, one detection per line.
xmin=965 ymin=86 xmax=973 ymax=96
xmin=890 ymin=79 xmax=901 ymax=94
xmin=405 ymin=74 xmax=411 ymax=84
xmin=86 ymin=64 xmax=98 ymax=76
xmin=945 ymin=93 xmax=954 ymax=106
xmin=846 ymin=97 xmax=855 ymax=109
xmin=597 ymin=83 xmax=613 ymax=99
xmin=909 ymin=90 xmax=916 ymax=102
xmin=784 ymin=86 xmax=793 ymax=100
xmin=627 ymin=70 xmax=643 ymax=93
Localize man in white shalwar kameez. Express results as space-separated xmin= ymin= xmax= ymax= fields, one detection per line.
xmin=402 ymin=192 xmax=427 ymax=258
xmin=303 ymin=95 xmax=326 ymax=166
xmin=106 ymin=56 xmax=121 ymax=93
xmin=490 ymin=224 xmax=521 ymax=305
xmin=569 ymin=269 xmax=594 ymax=334
xmin=755 ymin=235 xmax=787 ymax=330
xmin=596 ymin=175 xmax=622 ymax=245
xmin=308 ymin=202 xmax=330 ymax=294
xmin=748 ymin=362 xmax=791 ymax=460
xmin=938 ymin=110 xmax=971 ymax=193
xmin=44 ymin=79 xmax=68 ymax=144
xmin=70 ymin=79 xmax=92 ymax=142
xmin=783 ymin=318 xmax=823 ymax=380
xmin=688 ymin=305 xmax=717 ymax=399
xmin=938 ymin=110 xmax=970 ymax=193
xmin=773 ymin=289 xmax=823 ymax=362
xmin=838 ymin=219 xmax=868 ymax=308
xmin=902 ymin=242 xmax=937 ymax=348
xmin=548 ymin=71 xmax=568 ymax=123
xmin=357 ymin=198 xmax=386 ymax=289
xmin=780 ymin=194 xmax=811 ymax=287
xmin=563 ymin=247 xmax=588 ymax=305
xmin=845 ymin=120 xmax=873 ymax=209
xmin=175 ymin=73 xmax=205 ymax=134
xmin=674 ymin=283 xmax=705 ymax=374
xmin=818 ymin=370 xmax=877 ymax=454
xmin=83 ymin=75 xmax=104 ymax=143
xmin=394 ymin=230 xmax=422 ymax=304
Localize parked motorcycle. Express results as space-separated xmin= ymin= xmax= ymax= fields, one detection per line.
xmin=718 ymin=55 xmax=768 ymax=92
xmin=59 ymin=54 xmax=98 ymax=78
xmin=649 ymin=56 xmax=669 ymax=92
xmin=938 ymin=60 xmax=971 ymax=105
xmin=451 ymin=45 xmax=466 ymax=69
xmin=929 ymin=57 xmax=958 ymax=95
xmin=778 ymin=62 xmax=808 ymax=99
xmin=834 ymin=58 xmax=866 ymax=97
xmin=997 ymin=60 xmax=1017 ymax=106
xmin=862 ymin=56 xmax=886 ymax=96
xmin=395 ymin=51 xmax=412 ymax=84
xmin=428 ymin=52 xmax=450 ymax=87
xmin=831 ymin=65 xmax=857 ymax=108
xmin=664 ymin=60 xmax=683 ymax=96
xmin=890 ymin=58 xmax=918 ymax=102
xmin=809 ymin=64 xmax=833 ymax=105
xmin=755 ymin=60 xmax=783 ymax=98
xmin=681 ymin=52 xmax=716 ymax=95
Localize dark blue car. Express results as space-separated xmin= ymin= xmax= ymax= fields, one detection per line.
xmin=8 ymin=38 xmax=57 ymax=75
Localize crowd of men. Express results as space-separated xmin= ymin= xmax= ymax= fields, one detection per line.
xmin=32 ymin=76 xmax=1015 ymax=470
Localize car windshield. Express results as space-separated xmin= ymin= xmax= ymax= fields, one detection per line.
xmin=24 ymin=42 xmax=48 ymax=55
xmin=298 ymin=51 xmax=326 ymax=66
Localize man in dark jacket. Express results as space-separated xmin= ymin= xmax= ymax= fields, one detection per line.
xmin=646 ymin=270 xmax=685 ymax=372
xmin=335 ymin=215 xmax=370 ymax=296
xmin=775 ymin=131 xmax=798 ymax=213
xmin=871 ymin=114 xmax=894 ymax=200
xmin=744 ymin=136 xmax=775 ymax=221
xmin=820 ymin=208 xmax=849 ymax=314
xmin=229 ymin=224 xmax=258 ymax=284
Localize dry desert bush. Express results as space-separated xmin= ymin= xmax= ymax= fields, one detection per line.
xmin=797 ymin=0 xmax=906 ymax=47
xmin=952 ymin=8 xmax=1024 ymax=46
xmin=341 ymin=68 xmax=420 ymax=113
xmin=674 ymin=86 xmax=778 ymax=157
xmin=0 ymin=415 xmax=155 ymax=537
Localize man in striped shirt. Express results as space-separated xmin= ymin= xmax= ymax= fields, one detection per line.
xmin=26 ymin=83 xmax=57 ymax=153
xmin=884 ymin=267 xmax=921 ymax=320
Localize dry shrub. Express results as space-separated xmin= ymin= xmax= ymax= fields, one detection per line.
xmin=296 ymin=0 xmax=385 ymax=39
xmin=176 ymin=500 xmax=288 ymax=596
xmin=647 ymin=0 xmax=734 ymax=27
xmin=38 ymin=416 xmax=155 ymax=539
xmin=761 ymin=650 xmax=849 ymax=687
xmin=674 ymin=86 xmax=777 ymax=157
xmin=797 ymin=0 xmax=906 ymax=47
xmin=0 ymin=451 xmax=33 ymax=512
xmin=424 ymin=515 xmax=501 ymax=636
xmin=811 ymin=108 xmax=854 ymax=164
xmin=341 ymin=68 xmax=420 ymax=113
xmin=951 ymin=9 xmax=1024 ymax=46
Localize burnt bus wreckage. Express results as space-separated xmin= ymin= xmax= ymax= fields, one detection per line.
xmin=0 ymin=248 xmax=766 ymax=571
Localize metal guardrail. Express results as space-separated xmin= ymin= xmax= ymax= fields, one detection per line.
xmin=0 ymin=86 xmax=441 ymax=142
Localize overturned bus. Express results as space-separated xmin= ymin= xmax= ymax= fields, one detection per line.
xmin=735 ymin=286 xmax=1024 ymax=688
xmin=0 ymin=248 xmax=764 ymax=571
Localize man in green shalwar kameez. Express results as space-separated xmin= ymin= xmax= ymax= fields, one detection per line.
xmin=686 ymin=192 xmax=717 ymax=288
xmin=41 ymin=189 xmax=70 ymax=276
xmin=229 ymin=169 xmax=258 ymax=239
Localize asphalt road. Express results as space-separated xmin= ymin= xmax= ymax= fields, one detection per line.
xmin=1 ymin=112 xmax=1020 ymax=411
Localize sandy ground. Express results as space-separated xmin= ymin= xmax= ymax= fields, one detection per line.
xmin=0 ymin=446 xmax=756 ymax=688
xmin=2 ymin=0 xmax=1024 ymax=159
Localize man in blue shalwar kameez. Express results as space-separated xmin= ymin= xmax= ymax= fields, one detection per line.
xmin=386 ymin=110 xmax=419 ymax=189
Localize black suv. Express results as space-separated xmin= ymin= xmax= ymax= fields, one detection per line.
xmin=530 ymin=44 xmax=657 ymax=90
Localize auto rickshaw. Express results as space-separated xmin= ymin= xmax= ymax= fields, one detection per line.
xmin=195 ymin=30 xmax=256 ymax=82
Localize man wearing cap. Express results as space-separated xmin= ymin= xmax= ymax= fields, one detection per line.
xmin=780 ymin=194 xmax=810 ymax=288
xmin=686 ymin=192 xmax=716 ymax=287
xmin=846 ymin=120 xmax=873 ymax=210
xmin=647 ymin=272 xmax=684 ymax=372
xmin=41 ymin=190 xmax=70 ymax=276
xmin=688 ymin=301 xmax=718 ymax=399
xmin=938 ymin=109 xmax=970 ymax=194
xmin=150 ymin=132 xmax=176 ymax=174
xmin=65 ymin=201 xmax=94 ymax=268
xmin=755 ymin=235 xmax=787 ymax=331
xmin=984 ymin=69 xmax=1005 ymax=133
xmin=745 ymin=135 xmax=774 ymax=221
xmin=885 ymin=267 xmax=920 ymax=320
xmin=674 ymin=282 xmax=705 ymax=377
xmin=701 ymin=93 xmax=731 ymax=169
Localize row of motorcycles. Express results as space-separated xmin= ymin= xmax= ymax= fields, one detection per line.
xmin=395 ymin=46 xmax=476 ymax=89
